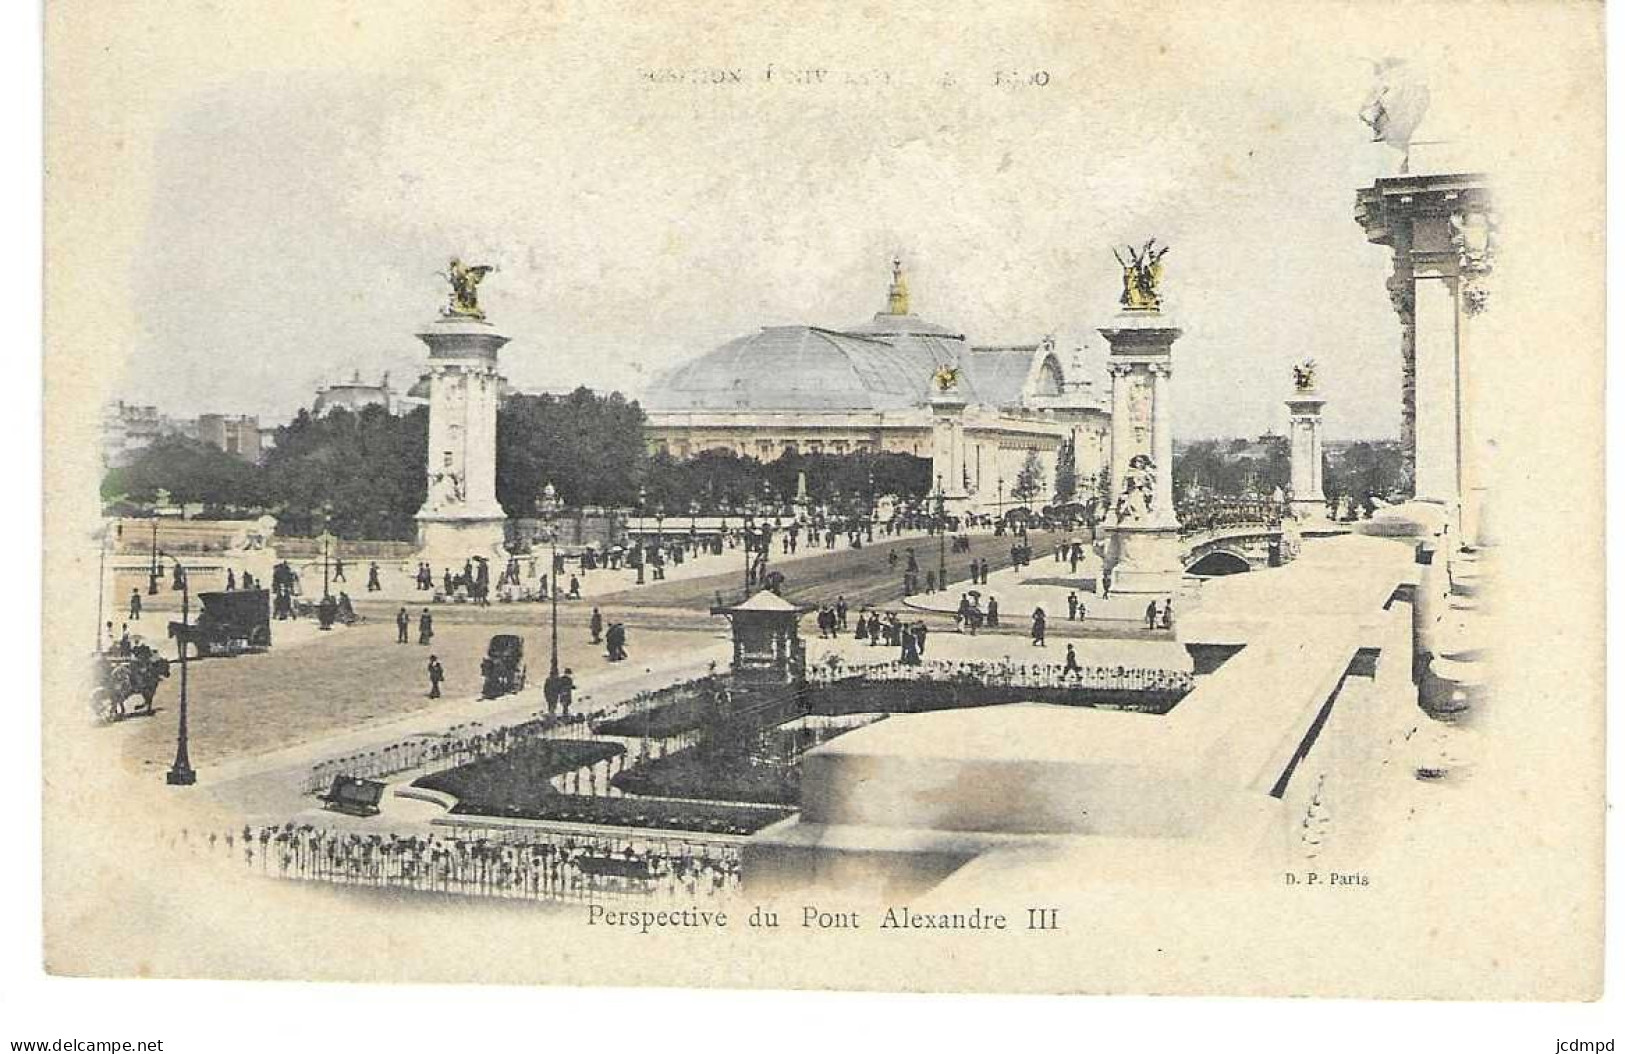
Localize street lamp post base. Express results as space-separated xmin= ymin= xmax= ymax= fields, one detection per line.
xmin=166 ymin=766 xmax=196 ymax=786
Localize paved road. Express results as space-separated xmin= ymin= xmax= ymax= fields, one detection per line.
xmin=106 ymin=613 xmax=728 ymax=773
xmin=594 ymin=529 xmax=1064 ymax=611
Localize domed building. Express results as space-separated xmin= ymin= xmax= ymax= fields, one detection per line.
xmin=642 ymin=259 xmax=1111 ymax=513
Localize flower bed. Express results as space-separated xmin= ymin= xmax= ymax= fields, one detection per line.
xmin=803 ymin=680 xmax=1182 ymax=715
xmin=414 ymin=739 xmax=624 ymax=807
xmin=591 ymin=675 xmax=728 ymax=738
xmin=611 ymin=747 xmax=800 ymax=807
xmin=451 ymin=793 xmax=791 ymax=837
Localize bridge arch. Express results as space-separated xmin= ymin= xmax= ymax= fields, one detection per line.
xmin=1186 ymin=550 xmax=1251 ymax=577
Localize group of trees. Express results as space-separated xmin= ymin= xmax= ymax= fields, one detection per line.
xmin=1169 ymin=436 xmax=1408 ymax=510
xmin=1323 ymin=441 xmax=1409 ymax=511
xmin=1172 ymin=437 xmax=1291 ymax=502
xmin=101 ymin=389 xmax=649 ymax=541
xmin=100 ymin=388 xmax=939 ymax=539
xmin=496 ymin=389 xmax=646 ymax=515
xmin=639 ymin=448 xmax=933 ymax=515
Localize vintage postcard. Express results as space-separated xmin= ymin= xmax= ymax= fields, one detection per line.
xmin=41 ymin=0 xmax=1604 ymax=1000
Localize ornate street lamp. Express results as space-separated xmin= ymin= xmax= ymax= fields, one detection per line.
xmin=157 ymin=550 xmax=196 ymax=786
xmin=635 ymin=485 xmax=647 ymax=586
xmin=935 ymin=475 xmax=947 ymax=592
xmin=540 ymin=482 xmax=562 ymax=704
xmin=147 ymin=516 xmax=160 ymax=595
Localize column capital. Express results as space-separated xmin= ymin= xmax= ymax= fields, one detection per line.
xmin=1146 ymin=362 xmax=1172 ymax=379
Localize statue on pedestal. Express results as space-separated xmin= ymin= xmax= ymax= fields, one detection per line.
xmin=932 ymin=364 xmax=962 ymax=393
xmin=438 ymin=257 xmax=496 ymax=321
xmin=1114 ymin=453 xmax=1157 ymax=523
xmin=1112 ymin=239 xmax=1169 ymax=312
xmin=1293 ymin=358 xmax=1318 ymax=391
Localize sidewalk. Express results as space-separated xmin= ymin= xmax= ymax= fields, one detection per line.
xmin=202 ymin=636 xmax=733 ymax=815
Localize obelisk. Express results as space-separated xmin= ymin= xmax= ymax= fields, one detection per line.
xmin=415 ymin=258 xmax=510 ymax=561
xmin=1100 ymin=240 xmax=1184 ymax=597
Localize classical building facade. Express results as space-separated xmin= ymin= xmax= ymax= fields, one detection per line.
xmin=641 ymin=261 xmax=1111 ymax=513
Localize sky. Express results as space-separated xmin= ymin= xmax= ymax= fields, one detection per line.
xmin=98 ymin=1 xmax=1531 ymax=441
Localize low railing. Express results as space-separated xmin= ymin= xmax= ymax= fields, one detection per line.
xmin=161 ymin=824 xmax=741 ymax=904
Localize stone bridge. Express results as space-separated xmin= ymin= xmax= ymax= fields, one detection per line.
xmin=1176 ymin=499 xmax=1292 ymax=576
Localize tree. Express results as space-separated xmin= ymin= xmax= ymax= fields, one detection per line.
xmin=497 ymin=388 xmax=646 ymax=515
xmin=1011 ymin=450 xmax=1044 ymax=505
xmin=101 ymin=435 xmax=262 ymax=515
xmin=261 ymin=405 xmax=428 ymax=539
xmin=1053 ymin=440 xmax=1078 ymax=504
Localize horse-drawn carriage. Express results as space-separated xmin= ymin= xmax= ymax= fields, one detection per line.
xmin=480 ymin=634 xmax=527 ymax=699
xmin=90 ymin=644 xmax=170 ymax=723
xmin=170 ymin=588 xmax=272 ymax=657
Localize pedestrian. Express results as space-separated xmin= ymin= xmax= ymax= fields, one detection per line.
xmin=395 ymin=607 xmax=409 ymax=644
xmin=836 ymin=596 xmax=848 ymax=630
xmin=986 ymin=595 xmax=999 ymax=628
xmin=1160 ymin=598 xmax=1174 ymax=630
xmin=1031 ymin=607 xmax=1047 ymax=647
xmin=367 ymin=562 xmax=381 ymax=592
xmin=427 ymin=654 xmax=444 ymax=699
xmin=418 ymin=609 xmax=434 ymax=645
xmin=128 ymin=589 xmax=142 ymax=621
xmin=1063 ymin=643 xmax=1082 ymax=678
xmin=589 ymin=607 xmax=604 ymax=644
xmin=226 ymin=568 xmax=237 ymax=591
xmin=925 ymin=570 xmax=936 ymax=594
xmin=1145 ymin=600 xmax=1159 ymax=630
xmin=1067 ymin=591 xmax=1079 ymax=621
xmin=569 ymin=575 xmax=581 ymax=600
xmin=559 ymin=668 xmax=575 ymax=715
xmin=333 ymin=557 xmax=346 ymax=583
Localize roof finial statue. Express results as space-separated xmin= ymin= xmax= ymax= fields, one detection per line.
xmin=1112 ymin=239 xmax=1169 ymax=312
xmin=438 ymin=257 xmax=496 ymax=321
xmin=932 ymin=364 xmax=961 ymax=393
xmin=1360 ymin=58 xmax=1431 ymax=172
xmin=887 ymin=255 xmax=910 ymax=315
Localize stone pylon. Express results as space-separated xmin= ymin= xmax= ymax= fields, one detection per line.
xmin=415 ymin=314 xmax=510 ymax=561
xmin=1100 ymin=310 xmax=1183 ymax=596
xmin=1286 ymin=378 xmax=1328 ymax=524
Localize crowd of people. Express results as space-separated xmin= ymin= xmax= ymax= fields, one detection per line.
xmin=806 ymin=656 xmax=1196 ymax=694
xmin=163 ymin=824 xmax=741 ymax=903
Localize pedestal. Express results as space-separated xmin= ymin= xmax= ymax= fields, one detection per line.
xmin=417 ymin=516 xmax=509 ymax=564
xmin=1104 ymin=524 xmax=1183 ymax=597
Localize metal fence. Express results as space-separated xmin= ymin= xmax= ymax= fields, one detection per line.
xmin=160 ymin=824 xmax=741 ymax=904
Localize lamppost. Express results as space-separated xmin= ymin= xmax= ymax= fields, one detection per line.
xmin=635 ymin=485 xmax=647 ymax=586
xmin=147 ymin=515 xmax=160 ymax=595
xmin=157 ymin=550 xmax=196 ymax=786
xmin=654 ymin=504 xmax=665 ymax=579
xmin=935 ymin=476 xmax=947 ymax=592
xmin=540 ymin=482 xmax=562 ymax=703
xmin=996 ymin=476 xmax=1005 ymax=525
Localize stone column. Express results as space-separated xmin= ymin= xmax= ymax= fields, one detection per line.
xmin=415 ymin=316 xmax=511 ymax=561
xmin=1149 ymin=363 xmax=1175 ymax=524
xmin=1099 ymin=311 xmax=1183 ymax=596
xmin=928 ymin=387 xmax=970 ymax=515
xmin=1285 ymin=385 xmax=1328 ymax=523
xmin=1356 ymin=174 xmax=1495 ymax=546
